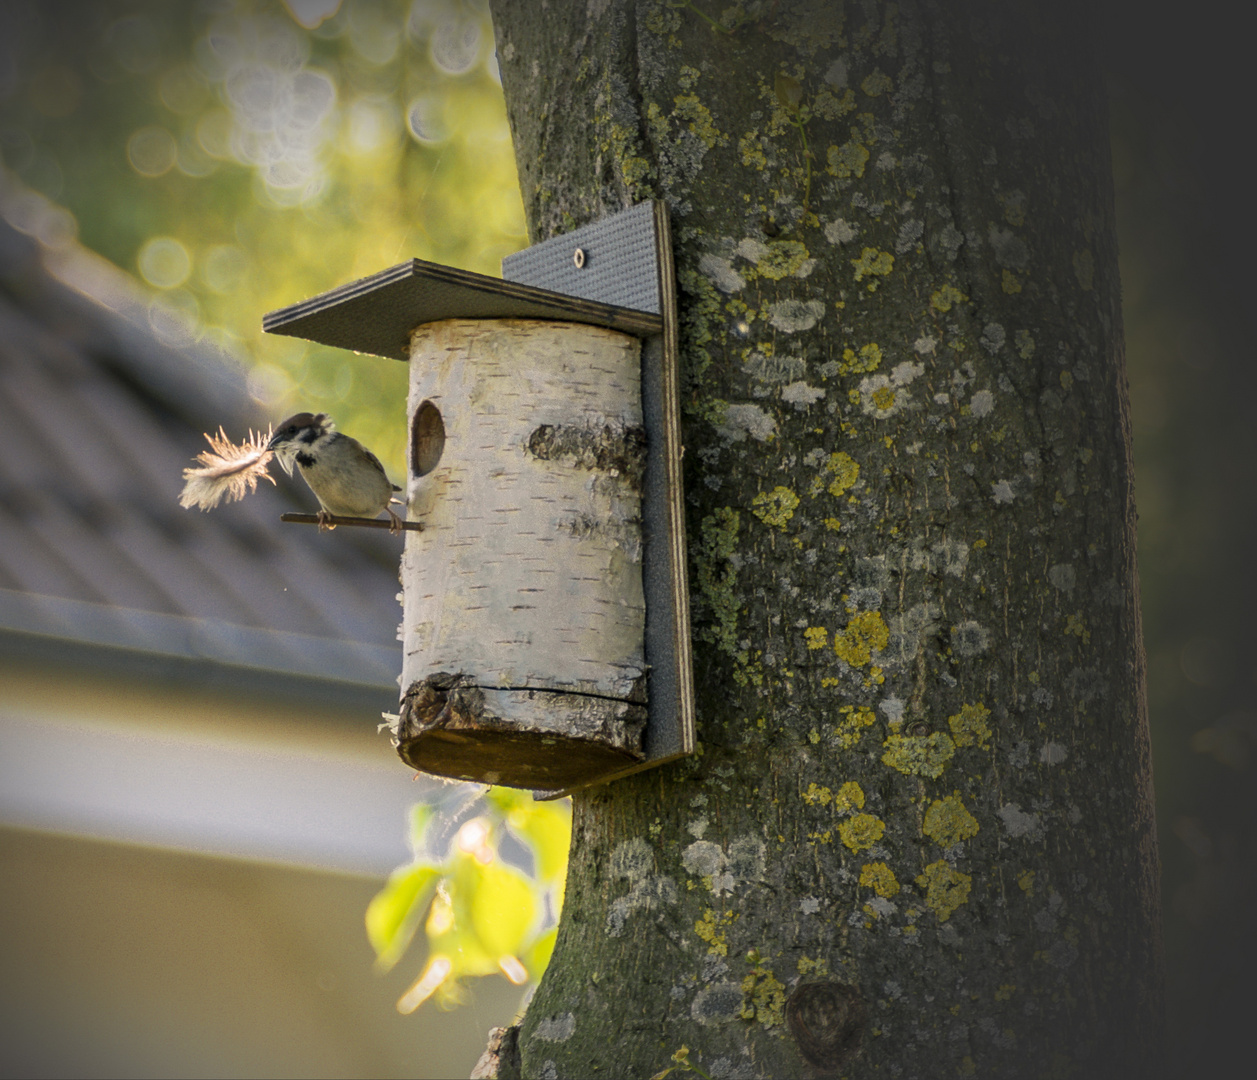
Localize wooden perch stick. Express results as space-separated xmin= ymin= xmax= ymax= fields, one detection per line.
xmin=280 ymin=513 xmax=424 ymax=532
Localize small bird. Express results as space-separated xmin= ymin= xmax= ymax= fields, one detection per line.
xmin=266 ymin=412 xmax=404 ymax=532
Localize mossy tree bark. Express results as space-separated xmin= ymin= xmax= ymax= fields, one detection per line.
xmin=488 ymin=1 xmax=1162 ymax=1076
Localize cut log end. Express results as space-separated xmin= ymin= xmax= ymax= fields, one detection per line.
xmin=396 ymin=673 xmax=647 ymax=790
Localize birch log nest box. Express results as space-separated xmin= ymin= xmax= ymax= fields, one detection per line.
xmin=263 ymin=202 xmax=694 ymax=794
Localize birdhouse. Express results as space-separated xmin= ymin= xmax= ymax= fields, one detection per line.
xmin=264 ymin=202 xmax=694 ymax=794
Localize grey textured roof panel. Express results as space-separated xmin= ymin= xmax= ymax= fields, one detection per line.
xmin=501 ymin=200 xmax=662 ymax=314
xmin=0 ymin=207 xmax=403 ymax=689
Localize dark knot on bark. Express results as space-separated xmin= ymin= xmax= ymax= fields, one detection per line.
xmin=785 ymin=980 xmax=865 ymax=1071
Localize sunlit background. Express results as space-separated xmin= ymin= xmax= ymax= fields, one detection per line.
xmin=1 ymin=1 xmax=1254 ymax=1076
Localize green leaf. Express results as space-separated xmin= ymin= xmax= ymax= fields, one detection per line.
xmin=524 ymin=926 xmax=558 ymax=980
xmin=775 ymin=72 xmax=803 ymax=110
xmin=467 ymin=859 xmax=539 ymax=958
xmin=408 ymin=803 xmax=437 ymax=855
xmin=366 ymin=862 xmax=440 ymax=971
xmin=506 ymin=799 xmax=572 ymax=884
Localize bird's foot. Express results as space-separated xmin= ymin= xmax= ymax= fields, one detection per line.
xmin=316 ymin=510 xmax=336 ymax=531
xmin=385 ymin=506 xmax=404 ymax=534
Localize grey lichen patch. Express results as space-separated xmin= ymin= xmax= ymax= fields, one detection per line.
xmin=991 ymin=479 xmax=1015 ymax=504
xmin=1039 ymin=741 xmax=1068 ymax=765
xmin=980 ymin=322 xmax=1007 ymax=354
xmin=1048 ymin=563 xmax=1076 ymax=592
xmin=782 ymin=381 xmax=825 ymax=409
xmin=743 ymin=351 xmax=807 ymax=384
xmin=997 ymin=803 xmax=1045 ymax=840
xmin=988 ymin=226 xmax=1029 ymax=269
xmin=532 ymin=1013 xmax=576 ymax=1043
xmin=969 ymin=389 xmax=995 ymax=417
xmin=824 ymin=217 xmax=858 ymax=244
xmin=768 ymin=298 xmax=826 ymax=332
xmin=713 ymin=403 xmax=778 ymax=443
xmin=606 ymin=836 xmax=678 ymax=936
xmin=950 ymin=620 xmax=990 ymax=657
xmin=691 ymin=981 xmax=744 ymax=1025
xmin=698 ymin=251 xmax=746 ymax=293
xmin=681 ymin=834 xmax=767 ymax=895
xmin=910 ymin=538 xmax=970 ymax=577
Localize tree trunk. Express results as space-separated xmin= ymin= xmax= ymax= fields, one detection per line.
xmin=488 ymin=2 xmax=1162 ymax=1076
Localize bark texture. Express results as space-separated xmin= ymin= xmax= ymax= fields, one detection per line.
xmin=490 ymin=1 xmax=1162 ymax=1075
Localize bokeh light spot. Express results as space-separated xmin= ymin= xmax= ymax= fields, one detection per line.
xmin=348 ymin=97 xmax=400 ymax=155
xmin=247 ymin=363 xmax=295 ymax=409
xmin=127 ymin=127 xmax=177 ymax=177
xmin=406 ymin=96 xmax=447 ymax=145
xmin=202 ymin=245 xmax=248 ymax=295
xmin=195 ymin=109 xmax=233 ymax=158
xmin=138 ymin=236 xmax=192 ymax=289
xmin=430 ymin=17 xmax=482 ymax=74
xmin=283 ymin=0 xmax=342 ymax=30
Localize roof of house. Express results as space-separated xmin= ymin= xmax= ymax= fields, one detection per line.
xmin=0 ymin=183 xmax=405 ymax=704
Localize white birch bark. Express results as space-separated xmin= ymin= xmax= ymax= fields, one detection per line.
xmin=401 ymin=319 xmax=647 ymax=746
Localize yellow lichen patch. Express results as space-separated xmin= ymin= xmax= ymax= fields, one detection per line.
xmin=802 ymin=783 xmax=833 ymax=807
xmin=882 ymin=732 xmax=956 ymax=778
xmin=823 ymin=517 xmax=842 ymax=532
xmin=804 ymin=626 xmax=829 ymax=650
xmin=756 ymin=240 xmax=810 ymax=280
xmin=930 ymin=284 xmax=968 ymax=312
xmin=1002 ymin=269 xmax=1022 ymax=294
xmin=1064 ymin=612 xmax=1091 ymax=645
xmin=797 ymin=955 xmax=830 ymax=976
xmin=826 ymin=452 xmax=860 ymax=495
xmin=840 ymin=343 xmax=882 ymax=375
xmin=813 ymin=86 xmax=855 ymax=120
xmin=836 ymin=705 xmax=877 ymax=748
xmin=923 ymin=794 xmax=980 ymax=848
xmin=916 ymin=861 xmax=972 ymax=921
xmin=740 ymin=954 xmax=786 ymax=1027
xmin=1017 ymin=869 xmax=1036 ymax=896
xmin=995 ymin=984 xmax=1016 ymax=1001
xmin=851 ymin=247 xmax=894 ymax=281
xmin=835 ymin=781 xmax=865 ymax=812
xmin=751 ymin=486 xmax=799 ymax=529
xmin=860 ymin=70 xmax=893 ymax=96
xmin=1015 ymin=329 xmax=1036 ymax=358
xmin=947 ymin=702 xmax=992 ymax=749
xmin=859 ymin=861 xmax=901 ymax=897
xmin=695 ymin=909 xmax=735 ymax=956
xmin=809 ymin=450 xmax=861 ymax=499
xmin=871 ymin=385 xmax=896 ymax=411
xmin=833 ymin=611 xmax=889 ymax=667
xmin=673 ymin=93 xmax=726 ymax=149
xmin=838 ymin=812 xmax=885 ymax=852
xmin=739 ymin=131 xmax=767 ymax=170
xmin=826 ymin=138 xmax=869 ymax=178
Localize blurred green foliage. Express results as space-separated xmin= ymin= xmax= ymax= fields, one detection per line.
xmin=0 ymin=0 xmax=527 ymax=476
xmin=367 ymin=788 xmax=571 ymax=1012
